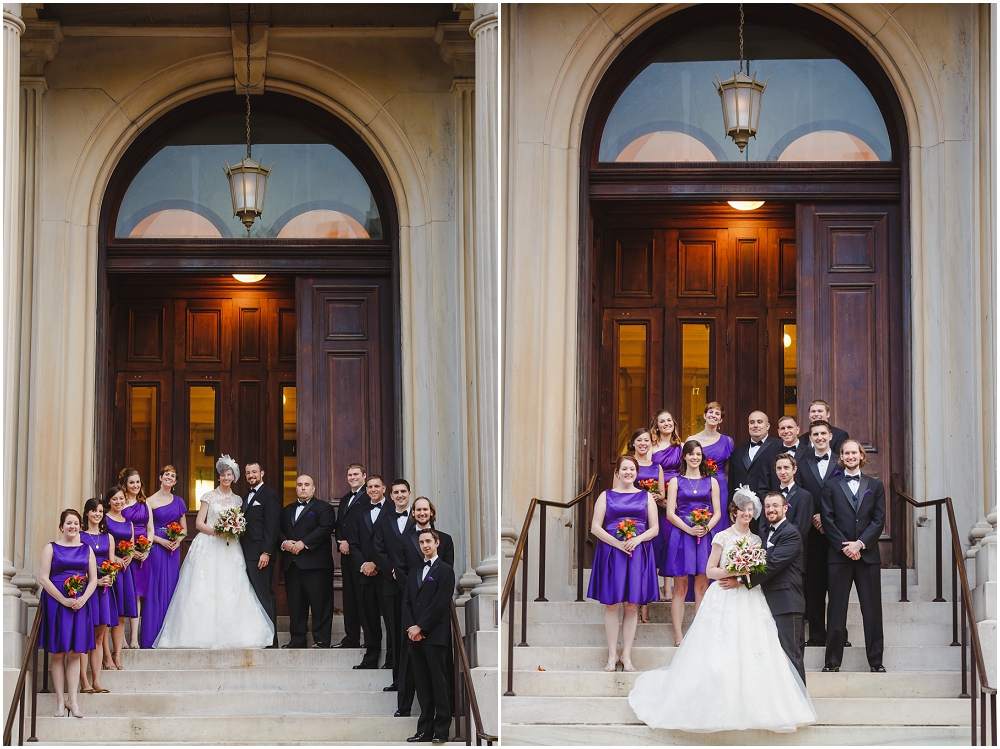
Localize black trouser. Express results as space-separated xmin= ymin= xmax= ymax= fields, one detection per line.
xmin=825 ymin=560 xmax=884 ymax=668
xmin=399 ymin=636 xmax=454 ymax=715
xmin=285 ymin=564 xmax=334 ymax=647
xmin=804 ymin=527 xmax=828 ymax=640
xmin=358 ymin=580 xmax=384 ymax=666
xmin=411 ymin=641 xmax=452 ymax=738
xmin=381 ymin=590 xmax=401 ymax=678
xmin=773 ymin=612 xmax=806 ymax=684
xmin=339 ymin=559 xmax=362 ymax=648
xmin=244 ymin=554 xmax=277 ymax=646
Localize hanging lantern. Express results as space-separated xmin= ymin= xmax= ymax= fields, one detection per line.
xmin=224 ymin=5 xmax=273 ymax=233
xmin=714 ymin=4 xmax=768 ymax=153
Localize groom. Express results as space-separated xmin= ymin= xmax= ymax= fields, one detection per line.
xmin=723 ymin=490 xmax=807 ymax=683
xmin=241 ymin=461 xmax=282 ymax=647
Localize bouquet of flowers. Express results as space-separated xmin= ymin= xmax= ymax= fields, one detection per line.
xmin=116 ymin=539 xmax=134 ymax=559
xmin=615 ymin=518 xmax=638 ymax=557
xmin=636 ymin=478 xmax=658 ymax=494
xmin=134 ymin=535 xmax=152 ymax=555
xmin=162 ymin=522 xmax=187 ymax=555
xmin=98 ymin=559 xmax=122 ymax=585
xmin=687 ymin=507 xmax=713 ymax=545
xmin=704 ymin=458 xmax=719 ymax=477
xmin=213 ymin=506 xmax=247 ymax=546
xmin=63 ymin=574 xmax=87 ymax=598
xmin=724 ymin=535 xmax=768 ymax=589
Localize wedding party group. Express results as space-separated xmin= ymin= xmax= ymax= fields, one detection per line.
xmin=35 ymin=457 xmax=457 ymax=743
xmin=587 ymin=400 xmax=887 ymax=733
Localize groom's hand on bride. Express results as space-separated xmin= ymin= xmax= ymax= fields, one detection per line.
xmin=717 ymin=577 xmax=740 ymax=590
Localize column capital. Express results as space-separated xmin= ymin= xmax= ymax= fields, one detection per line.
xmin=20 ymin=18 xmax=61 ymax=76
xmin=469 ymin=5 xmax=497 ymax=37
xmin=434 ymin=20 xmax=476 ymax=79
xmin=3 ymin=4 xmax=24 ymax=36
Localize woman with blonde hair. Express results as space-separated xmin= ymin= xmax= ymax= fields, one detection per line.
xmin=119 ymin=468 xmax=150 ymax=648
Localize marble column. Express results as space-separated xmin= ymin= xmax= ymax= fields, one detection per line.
xmin=469 ymin=3 xmax=499 ymax=598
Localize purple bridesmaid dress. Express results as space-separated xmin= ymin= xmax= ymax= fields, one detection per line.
xmin=80 ymin=532 xmax=119 ymax=628
xmin=587 ymin=490 xmax=659 ymax=605
xmin=139 ymin=495 xmax=187 ymax=648
xmin=123 ymin=501 xmax=151 ymax=597
xmin=700 ymin=435 xmax=735 ymax=533
xmin=651 ymin=446 xmax=682 ymax=576
xmin=39 ymin=544 xmax=96 ymax=653
xmin=106 ymin=516 xmax=139 ymax=618
xmin=664 ymin=476 xmax=715 ymax=576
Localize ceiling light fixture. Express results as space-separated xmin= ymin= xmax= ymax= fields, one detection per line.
xmin=727 ymin=200 xmax=765 ymax=211
xmin=233 ymin=274 xmax=266 ymax=283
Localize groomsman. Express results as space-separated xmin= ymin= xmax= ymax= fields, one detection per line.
xmin=347 ymin=475 xmax=389 ymax=669
xmin=334 ymin=463 xmax=368 ymax=650
xmin=821 ymin=440 xmax=886 ymax=673
xmin=240 ymin=461 xmax=282 ymax=647
xmin=373 ymin=479 xmax=414 ymax=691
xmin=796 ymin=400 xmax=850 ymax=455
xmin=795 ymin=420 xmax=840 ymax=646
xmin=776 ymin=415 xmax=802 ymax=456
xmin=394 ymin=497 xmax=455 ymax=717
xmin=729 ymin=411 xmax=780 ymax=532
xmin=278 ymin=475 xmax=336 ymax=648
xmin=403 ymin=529 xmax=455 ymax=745
xmin=761 ymin=454 xmax=814 ymax=558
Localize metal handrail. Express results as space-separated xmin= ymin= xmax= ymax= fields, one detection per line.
xmin=892 ymin=474 xmax=996 ymax=746
xmin=3 ymin=605 xmax=43 ymax=746
xmin=501 ymin=474 xmax=598 ymax=697
xmin=450 ymin=600 xmax=496 ymax=745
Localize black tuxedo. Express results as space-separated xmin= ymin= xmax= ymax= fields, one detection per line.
xmin=347 ymin=498 xmax=391 ymax=667
xmin=760 ymin=484 xmax=814 ymax=561
xmin=279 ymin=497 xmax=336 ymax=647
xmin=797 ymin=425 xmax=850 ymax=456
xmin=402 ymin=558 xmax=455 ymax=738
xmin=393 ymin=523 xmax=455 ymax=713
xmin=373 ymin=505 xmax=413 ymax=685
xmin=794 ymin=445 xmax=840 ymax=641
xmin=335 ymin=487 xmax=367 ymax=648
xmin=750 ymin=519 xmax=807 ymax=682
xmin=729 ymin=436 xmax=781 ymax=532
xmin=239 ymin=482 xmax=281 ymax=645
xmin=821 ymin=472 xmax=885 ymax=669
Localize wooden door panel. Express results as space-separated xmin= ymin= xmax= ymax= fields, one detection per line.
xmin=177 ymin=299 xmax=231 ymax=369
xmin=601 ymin=229 xmax=662 ymax=306
xmin=113 ymin=372 xmax=173 ymax=492
xmin=676 ymin=233 xmax=722 ymax=300
xmin=731 ymin=316 xmax=764 ymax=423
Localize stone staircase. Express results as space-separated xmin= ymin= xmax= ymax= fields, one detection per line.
xmin=502 ymin=572 xmax=971 ymax=745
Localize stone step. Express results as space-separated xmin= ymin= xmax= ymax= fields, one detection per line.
xmin=34 ymin=715 xmax=419 ymax=743
xmin=507 ymin=645 xmax=962 ymax=672
xmin=112 ymin=647 xmax=383 ymax=670
xmin=71 ymin=667 xmax=396 ymax=693
xmin=499 ymin=723 xmax=967 ymax=746
xmin=502 ymin=695 xmax=969 ymax=726
xmin=515 ymin=620 xmax=953 ymax=647
xmin=507 ymin=669 xmax=963 ymax=699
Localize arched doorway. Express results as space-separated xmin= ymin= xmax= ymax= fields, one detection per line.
xmin=578 ymin=4 xmax=909 ymax=566
xmin=96 ymin=92 xmax=400 ymax=604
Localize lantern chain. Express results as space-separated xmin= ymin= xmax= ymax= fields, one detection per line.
xmin=738 ymin=3 xmax=744 ymax=74
xmin=246 ymin=4 xmax=252 ymax=161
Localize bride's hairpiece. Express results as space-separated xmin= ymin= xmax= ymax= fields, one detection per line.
xmin=732 ymin=485 xmax=761 ymax=519
xmin=215 ymin=454 xmax=240 ymax=483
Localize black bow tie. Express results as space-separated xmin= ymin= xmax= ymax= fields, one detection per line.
xmin=423 ymin=559 xmax=434 ymax=567
xmin=395 ymin=510 xmax=408 ymax=518
xmin=781 ymin=486 xmax=790 ymax=495
xmin=750 ymin=440 xmax=764 ymax=448
xmin=815 ymin=454 xmax=830 ymax=462
xmin=373 ymin=501 xmax=384 ymax=509
xmin=296 ymin=500 xmax=307 ymax=506
xmin=846 ymin=475 xmax=860 ymax=482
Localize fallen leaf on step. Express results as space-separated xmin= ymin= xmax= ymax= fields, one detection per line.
xmin=537 ymin=665 xmax=546 ymax=671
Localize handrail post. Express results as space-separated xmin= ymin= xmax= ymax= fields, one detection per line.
xmin=961 ymin=591 xmax=970 ymax=698
xmin=518 ymin=536 xmax=529 ymax=647
xmin=535 ymin=505 xmax=547 ymax=602
xmin=453 ymin=623 xmax=464 ymax=744
xmin=951 ymin=553 xmax=960 ymax=646
xmin=504 ymin=595 xmax=516 ymax=696
xmin=465 ymin=677 xmax=472 ymax=746
xmin=934 ymin=503 xmax=945 ymax=601
xmin=28 ymin=643 xmax=38 ymax=743
xmin=895 ymin=478 xmax=908 ymax=602
xmin=576 ymin=495 xmax=585 ymax=602
xmin=972 ymin=637 xmax=978 ymax=745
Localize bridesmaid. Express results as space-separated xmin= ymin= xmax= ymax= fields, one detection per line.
xmin=649 ymin=410 xmax=683 ymax=601
xmin=663 ymin=440 xmax=721 ymax=646
xmin=104 ymin=486 xmax=137 ymax=670
xmin=79 ymin=498 xmax=118 ymax=693
xmin=587 ymin=455 xmax=659 ymax=673
xmin=38 ymin=509 xmax=98 ymax=718
xmin=119 ymin=469 xmax=150 ymax=649
xmin=628 ymin=428 xmax=663 ymax=624
xmin=685 ymin=401 xmax=734 ymax=533
xmin=139 ymin=465 xmax=188 ymax=648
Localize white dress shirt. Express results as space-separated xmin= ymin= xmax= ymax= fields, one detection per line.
xmin=396 ymin=508 xmax=410 ymax=533
xmin=421 ymin=554 xmax=439 ymax=581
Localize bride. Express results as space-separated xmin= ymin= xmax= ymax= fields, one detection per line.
xmin=153 ymin=456 xmax=274 ymax=649
xmin=628 ymin=488 xmax=816 ymax=733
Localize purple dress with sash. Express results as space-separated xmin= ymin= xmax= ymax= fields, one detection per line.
xmin=587 ymin=490 xmax=658 ymax=605
xmin=700 ymin=435 xmax=735 ymax=533
xmin=652 ymin=446 xmax=682 ymax=576
xmin=139 ymin=495 xmax=187 ymax=648
xmin=39 ymin=543 xmax=96 ymax=653
xmin=81 ymin=532 xmax=119 ymax=628
xmin=123 ymin=501 xmax=151 ymax=597
xmin=663 ymin=476 xmax=715 ymax=577
xmin=106 ymin=516 xmax=139 ymax=618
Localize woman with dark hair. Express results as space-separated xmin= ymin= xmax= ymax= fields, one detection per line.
xmin=38 ymin=509 xmax=98 ymax=718
xmin=587 ymin=455 xmax=659 ymax=673
xmin=104 ymin=486 xmax=137 ymax=670
xmin=649 ymin=410 xmax=683 ymax=601
xmin=79 ymin=498 xmax=119 ymax=693
xmin=139 ymin=464 xmax=188 ymax=648
xmin=685 ymin=402 xmax=734 ymax=534
xmin=119 ymin=468 xmax=150 ymax=649
xmin=663 ymin=440 xmax=721 ymax=645
xmin=628 ymin=427 xmax=663 ymax=624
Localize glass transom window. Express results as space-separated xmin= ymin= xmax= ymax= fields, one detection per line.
xmin=116 ymin=114 xmax=382 ymax=238
xmin=599 ymin=25 xmax=891 ymax=164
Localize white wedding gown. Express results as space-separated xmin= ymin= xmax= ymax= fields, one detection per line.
xmin=628 ymin=527 xmax=816 ymax=733
xmin=153 ymin=489 xmax=274 ymax=649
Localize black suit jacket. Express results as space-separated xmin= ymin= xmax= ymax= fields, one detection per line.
xmin=793 ymin=446 xmax=840 ymax=515
xmin=759 ymin=485 xmax=814 ymax=552
xmin=239 ymin=483 xmax=282 ymax=560
xmin=335 ymin=488 xmax=367 ymax=543
xmin=820 ymin=472 xmax=885 ymax=566
xmin=373 ymin=506 xmax=411 ymax=595
xmin=346 ymin=499 xmax=389 ymax=586
xmin=729 ymin=436 xmax=781 ymax=502
xmin=401 ymin=558 xmax=455 ymax=647
xmin=797 ymin=425 xmax=850 ymax=457
xmin=278 ymin=497 xmax=336 ymax=571
xmin=749 ymin=520 xmax=806 ymax=616
xmin=394 ymin=523 xmax=455 ymax=593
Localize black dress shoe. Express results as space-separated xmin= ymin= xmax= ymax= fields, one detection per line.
xmin=844 ymin=640 xmax=852 ymax=647
xmin=431 ymin=735 xmax=448 ymax=744
xmin=406 ymin=733 xmax=431 ymax=743
xmin=383 ymin=684 xmax=398 ymax=692
xmin=394 ymin=709 xmax=411 ymax=717
xmin=870 ymin=665 xmax=886 ymax=672
xmin=266 ymin=644 xmax=278 ymax=649
xmin=353 ymin=662 xmax=378 ymax=669
xmin=331 ymin=642 xmax=360 ymax=649
xmin=804 ymin=639 xmax=825 ymax=647
xmin=822 ymin=666 xmax=839 ymax=672
xmin=311 ymin=643 xmax=329 ymax=649
xmin=281 ymin=643 xmax=305 ymax=649
xmin=381 ymin=662 xmax=393 ymax=669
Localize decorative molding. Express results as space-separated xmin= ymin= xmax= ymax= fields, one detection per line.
xmin=434 ymin=20 xmax=475 ymax=79
xmin=19 ymin=18 xmax=61 ymax=76
xmin=232 ymin=23 xmax=268 ymax=93
xmin=60 ymin=26 xmax=434 ymax=38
